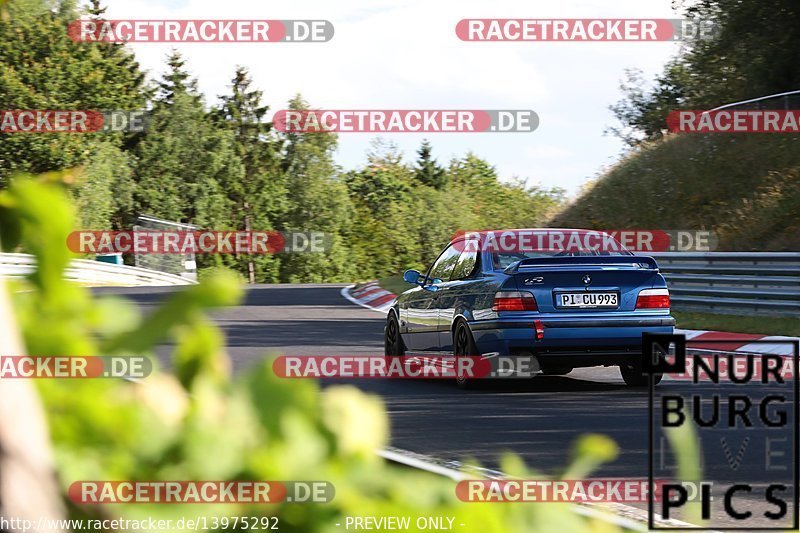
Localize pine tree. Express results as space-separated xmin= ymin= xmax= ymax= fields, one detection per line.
xmin=214 ymin=66 xmax=284 ymax=282
xmin=215 ymin=67 xmax=282 ymax=220
xmin=277 ymin=95 xmax=353 ymax=282
xmin=157 ymin=51 xmax=200 ymax=106
xmin=133 ymin=53 xmax=242 ymax=232
xmin=414 ymin=140 xmax=447 ymax=189
xmin=87 ymin=0 xmax=105 ymax=17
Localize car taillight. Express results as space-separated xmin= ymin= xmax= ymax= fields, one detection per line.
xmin=493 ymin=291 xmax=538 ymax=312
xmin=636 ymin=288 xmax=670 ymax=309
xmin=534 ymin=319 xmax=545 ymax=340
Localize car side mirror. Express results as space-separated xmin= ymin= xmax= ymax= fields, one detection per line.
xmin=423 ymin=278 xmax=443 ymax=292
xmin=403 ymin=269 xmax=422 ymax=285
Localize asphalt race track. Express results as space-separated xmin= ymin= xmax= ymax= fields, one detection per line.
xmin=98 ymin=283 xmax=797 ymax=529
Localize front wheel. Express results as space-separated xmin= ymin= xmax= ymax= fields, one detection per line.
xmin=620 ymin=360 xmax=663 ymax=386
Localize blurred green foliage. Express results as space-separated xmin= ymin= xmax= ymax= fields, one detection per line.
xmin=1 ymin=175 xmax=629 ymax=532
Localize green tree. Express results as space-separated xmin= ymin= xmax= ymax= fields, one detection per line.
xmin=607 ymin=64 xmax=688 ymax=146
xmin=345 ymin=139 xmax=412 ymax=214
xmin=414 ymin=139 xmax=447 ymax=189
xmin=70 ymin=140 xmax=135 ymax=230
xmin=0 ymin=0 xmax=145 ymax=185
xmin=609 ymin=0 xmax=800 ymax=144
xmin=156 ymin=50 xmax=199 ymax=106
xmin=344 ymin=141 xmax=419 ymax=276
xmin=214 ymin=66 xmax=284 ymax=282
xmin=682 ymin=0 xmax=800 ymax=106
xmin=133 ymin=52 xmax=242 ymax=232
xmin=344 ymin=149 xmax=564 ymax=279
xmin=277 ymin=95 xmax=353 ymax=282
xmin=446 ymin=153 xmax=564 ymax=231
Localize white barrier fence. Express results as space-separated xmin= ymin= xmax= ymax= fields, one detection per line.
xmin=0 ymin=253 xmax=196 ymax=287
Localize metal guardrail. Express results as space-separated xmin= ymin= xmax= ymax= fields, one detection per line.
xmin=650 ymin=252 xmax=800 ymax=316
xmin=0 ymin=253 xmax=196 ymax=287
xmin=710 ymin=89 xmax=800 ymax=111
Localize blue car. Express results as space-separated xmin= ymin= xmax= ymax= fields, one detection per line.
xmin=384 ymin=229 xmax=674 ymax=386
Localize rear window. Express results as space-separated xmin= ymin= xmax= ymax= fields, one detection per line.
xmin=487 ymin=231 xmax=632 ymax=269
xmin=492 ymin=249 xmax=632 ymax=269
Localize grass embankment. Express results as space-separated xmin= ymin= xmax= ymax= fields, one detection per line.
xmin=673 ymin=311 xmax=799 ymax=337
xmin=551 ymin=133 xmax=800 ymax=251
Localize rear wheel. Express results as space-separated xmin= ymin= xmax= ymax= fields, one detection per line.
xmin=620 ymin=360 xmax=663 ymax=386
xmin=453 ymin=321 xmax=480 ymax=389
xmin=384 ymin=313 xmax=405 ymax=358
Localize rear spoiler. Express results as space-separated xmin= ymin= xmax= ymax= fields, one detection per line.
xmin=504 ymin=255 xmax=659 ymax=274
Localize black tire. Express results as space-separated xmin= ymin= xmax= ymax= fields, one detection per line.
xmin=384 ymin=313 xmax=405 ymax=358
xmin=542 ymin=366 xmax=573 ymax=376
xmin=620 ymin=360 xmax=663 ymax=386
xmin=453 ymin=320 xmax=480 ymax=389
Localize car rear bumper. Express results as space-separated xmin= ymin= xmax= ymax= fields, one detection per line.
xmin=469 ymin=314 xmax=675 ymax=360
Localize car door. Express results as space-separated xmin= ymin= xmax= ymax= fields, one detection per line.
xmin=402 ymin=244 xmax=461 ymax=351
xmin=436 ymin=242 xmax=480 ymax=351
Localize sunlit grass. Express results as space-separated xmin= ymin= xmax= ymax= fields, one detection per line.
xmin=674 ymin=311 xmax=800 ymax=337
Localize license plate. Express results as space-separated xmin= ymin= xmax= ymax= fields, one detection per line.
xmin=558 ymin=292 xmax=618 ymax=309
